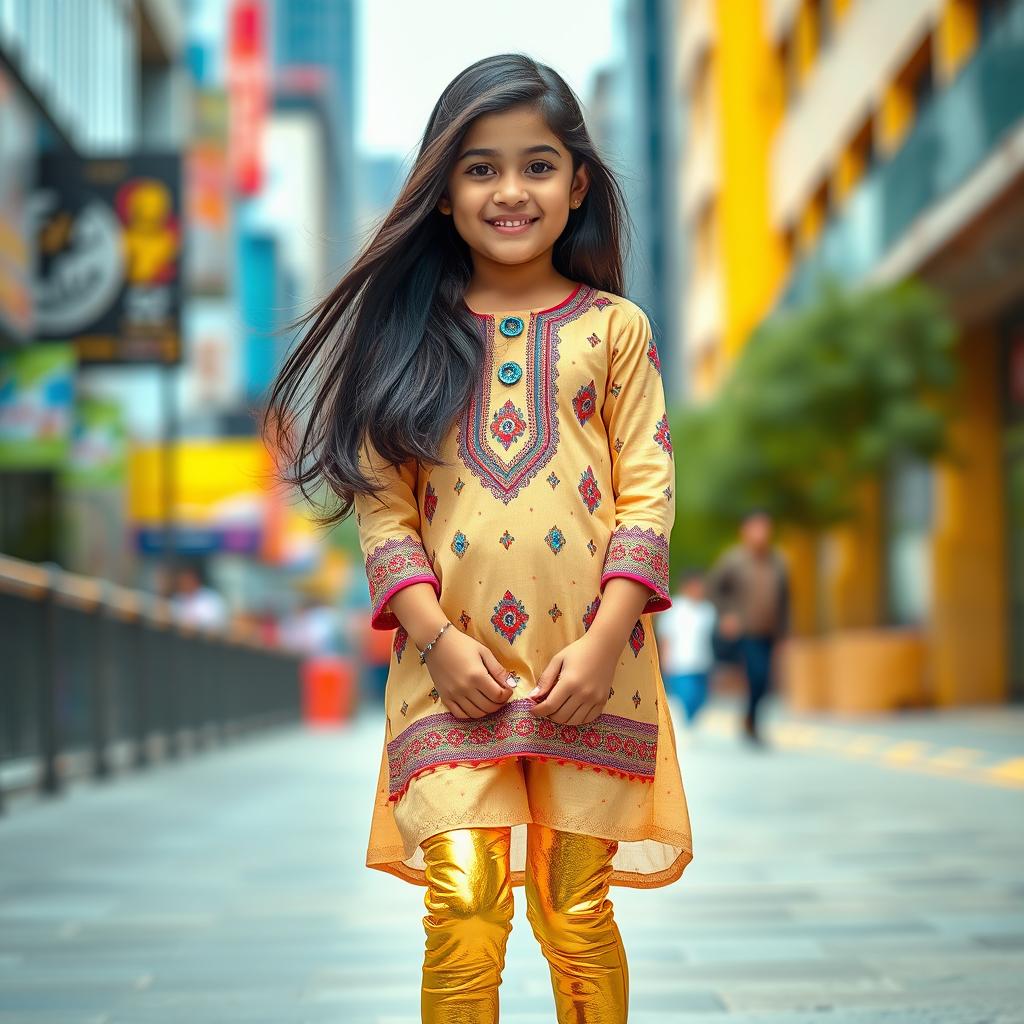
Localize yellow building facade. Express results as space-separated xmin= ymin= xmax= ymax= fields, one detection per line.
xmin=677 ymin=0 xmax=1024 ymax=707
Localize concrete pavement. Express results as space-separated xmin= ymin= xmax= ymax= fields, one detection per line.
xmin=1 ymin=699 xmax=1022 ymax=1023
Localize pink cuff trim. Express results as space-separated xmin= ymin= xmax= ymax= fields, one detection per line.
xmin=365 ymin=534 xmax=441 ymax=630
xmin=600 ymin=570 xmax=672 ymax=614
xmin=600 ymin=524 xmax=671 ymax=613
xmin=371 ymin=575 xmax=442 ymax=631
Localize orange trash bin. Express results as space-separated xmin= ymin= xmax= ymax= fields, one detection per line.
xmin=302 ymin=655 xmax=356 ymax=724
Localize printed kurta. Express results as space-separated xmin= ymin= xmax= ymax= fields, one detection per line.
xmin=355 ymin=283 xmax=693 ymax=889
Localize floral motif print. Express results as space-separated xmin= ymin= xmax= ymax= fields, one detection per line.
xmin=587 ymin=538 xmax=597 ymax=556
xmin=423 ymin=482 xmax=438 ymax=524
xmin=451 ymin=530 xmax=470 ymax=558
xmin=547 ymin=472 xmax=560 ymax=489
xmin=491 ymin=590 xmax=529 ymax=644
xmin=499 ymin=529 xmax=514 ymax=549
xmin=458 ymin=610 xmax=471 ymax=630
xmin=647 ymin=337 xmax=661 ymax=375
xmin=544 ymin=525 xmax=566 ymax=554
xmin=587 ymin=332 xmax=602 ymax=348
xmin=629 ymin=620 xmax=645 ymax=657
xmin=593 ymin=295 xmax=614 ymax=310
xmin=394 ymin=625 xmax=409 ymax=663
xmin=583 ymin=595 xmax=601 ymax=632
xmin=610 ymin=382 xmax=622 ymax=398
xmin=454 ymin=477 xmax=465 ymax=494
xmin=654 ymin=412 xmax=673 ymax=455
xmin=578 ymin=465 xmax=602 ymax=514
xmin=572 ymin=380 xmax=598 ymax=426
xmin=490 ymin=399 xmax=527 ymax=451
xmin=548 ymin=603 xmax=562 ymax=622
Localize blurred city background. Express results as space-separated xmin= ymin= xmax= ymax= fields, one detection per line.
xmin=1 ymin=0 xmax=1023 ymax=1020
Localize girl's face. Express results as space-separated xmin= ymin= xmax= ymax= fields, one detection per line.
xmin=438 ymin=105 xmax=590 ymax=269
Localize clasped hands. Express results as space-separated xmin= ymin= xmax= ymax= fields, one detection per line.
xmin=423 ymin=626 xmax=617 ymax=726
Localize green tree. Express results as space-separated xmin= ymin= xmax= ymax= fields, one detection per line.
xmin=671 ymin=278 xmax=959 ymax=582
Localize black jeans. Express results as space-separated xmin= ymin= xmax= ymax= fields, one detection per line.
xmin=739 ymin=634 xmax=776 ymax=735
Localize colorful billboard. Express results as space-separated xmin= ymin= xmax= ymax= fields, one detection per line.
xmin=0 ymin=65 xmax=36 ymax=343
xmin=0 ymin=343 xmax=76 ymax=468
xmin=31 ymin=154 xmax=182 ymax=364
xmin=128 ymin=437 xmax=274 ymax=555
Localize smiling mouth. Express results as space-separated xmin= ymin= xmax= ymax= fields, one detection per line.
xmin=488 ymin=216 xmax=539 ymax=233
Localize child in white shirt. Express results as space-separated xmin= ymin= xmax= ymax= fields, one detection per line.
xmin=657 ymin=569 xmax=717 ymax=725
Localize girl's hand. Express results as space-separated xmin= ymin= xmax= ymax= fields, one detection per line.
xmin=424 ymin=627 xmax=516 ymax=720
xmin=528 ymin=634 xmax=616 ymax=725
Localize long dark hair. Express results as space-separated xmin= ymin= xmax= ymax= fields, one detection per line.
xmin=262 ymin=53 xmax=631 ymax=526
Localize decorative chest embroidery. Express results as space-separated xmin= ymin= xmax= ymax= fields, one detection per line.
xmin=491 ymin=589 xmax=529 ymax=644
xmin=451 ymin=530 xmax=470 ymax=558
xmin=457 ymin=285 xmax=596 ymax=504
xmin=572 ymin=380 xmax=598 ymax=426
xmin=490 ymin=399 xmax=527 ymax=450
xmin=578 ymin=465 xmax=602 ymax=514
xmin=423 ymin=481 xmax=438 ymax=524
xmin=544 ymin=525 xmax=566 ymax=554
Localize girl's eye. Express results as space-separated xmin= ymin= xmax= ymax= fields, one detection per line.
xmin=466 ymin=164 xmax=494 ymax=177
xmin=527 ymin=161 xmax=554 ymax=174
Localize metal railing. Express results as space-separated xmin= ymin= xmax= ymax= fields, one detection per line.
xmin=0 ymin=553 xmax=303 ymax=814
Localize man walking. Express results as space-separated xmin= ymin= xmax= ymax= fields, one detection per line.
xmin=706 ymin=510 xmax=790 ymax=745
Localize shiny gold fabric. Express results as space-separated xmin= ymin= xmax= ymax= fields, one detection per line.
xmin=420 ymin=824 xmax=628 ymax=1023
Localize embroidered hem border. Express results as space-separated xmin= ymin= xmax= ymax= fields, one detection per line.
xmin=365 ymin=534 xmax=441 ymax=630
xmin=600 ymin=524 xmax=671 ymax=612
xmin=386 ymin=697 xmax=658 ymax=800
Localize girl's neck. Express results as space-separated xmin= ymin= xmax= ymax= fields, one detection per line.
xmin=463 ymin=253 xmax=577 ymax=314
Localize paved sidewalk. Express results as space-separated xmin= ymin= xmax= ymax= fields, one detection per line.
xmin=1 ymin=700 xmax=1022 ymax=1023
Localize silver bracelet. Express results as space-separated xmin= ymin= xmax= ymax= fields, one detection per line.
xmin=418 ymin=620 xmax=452 ymax=664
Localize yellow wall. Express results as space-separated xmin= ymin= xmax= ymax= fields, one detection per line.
xmin=937 ymin=0 xmax=979 ymax=82
xmin=711 ymin=0 xmax=790 ymax=362
xmin=929 ymin=325 xmax=1007 ymax=704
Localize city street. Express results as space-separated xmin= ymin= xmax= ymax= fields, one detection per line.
xmin=1 ymin=701 xmax=1022 ymax=1023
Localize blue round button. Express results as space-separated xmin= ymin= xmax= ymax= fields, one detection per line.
xmin=498 ymin=316 xmax=524 ymax=338
xmin=497 ymin=361 xmax=523 ymax=385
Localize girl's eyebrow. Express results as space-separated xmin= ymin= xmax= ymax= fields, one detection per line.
xmin=457 ymin=143 xmax=562 ymax=161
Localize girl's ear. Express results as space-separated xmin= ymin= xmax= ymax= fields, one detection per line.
xmin=437 ymin=194 xmax=452 ymax=216
xmin=570 ymin=163 xmax=591 ymax=208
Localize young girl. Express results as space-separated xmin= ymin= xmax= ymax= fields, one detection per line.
xmin=266 ymin=53 xmax=692 ymax=1023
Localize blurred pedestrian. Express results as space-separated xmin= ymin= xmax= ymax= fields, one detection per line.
xmin=706 ymin=510 xmax=790 ymax=745
xmin=264 ymin=55 xmax=692 ymax=1022
xmin=658 ymin=569 xmax=717 ymax=726
xmin=170 ymin=564 xmax=227 ymax=631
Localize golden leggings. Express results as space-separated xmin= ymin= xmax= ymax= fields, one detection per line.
xmin=420 ymin=824 xmax=628 ymax=1023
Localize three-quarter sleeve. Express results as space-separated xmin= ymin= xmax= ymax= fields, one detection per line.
xmin=599 ymin=306 xmax=675 ymax=614
xmin=354 ymin=435 xmax=441 ymax=630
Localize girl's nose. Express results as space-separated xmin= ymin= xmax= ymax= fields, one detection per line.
xmin=494 ymin=183 xmax=529 ymax=206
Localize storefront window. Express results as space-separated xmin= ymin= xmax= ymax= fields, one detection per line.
xmin=884 ymin=456 xmax=934 ymax=626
